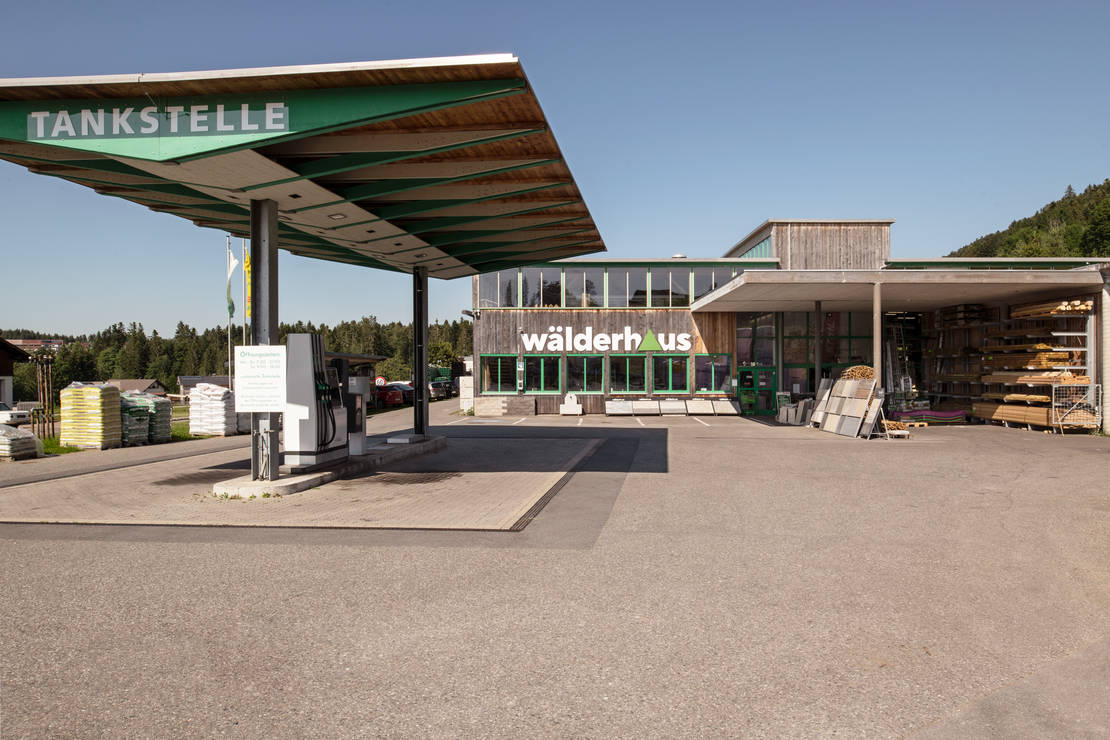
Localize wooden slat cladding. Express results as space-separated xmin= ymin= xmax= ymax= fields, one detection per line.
xmin=690 ymin=313 xmax=734 ymax=355
xmin=772 ymin=222 xmax=890 ymax=270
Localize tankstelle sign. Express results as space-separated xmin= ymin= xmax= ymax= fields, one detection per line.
xmin=26 ymin=102 xmax=290 ymax=140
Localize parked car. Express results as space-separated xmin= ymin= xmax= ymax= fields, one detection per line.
xmin=429 ymin=380 xmax=451 ymax=400
xmin=385 ymin=382 xmax=415 ymax=405
xmin=0 ymin=402 xmax=31 ymax=426
xmin=369 ymin=386 xmax=404 ymax=408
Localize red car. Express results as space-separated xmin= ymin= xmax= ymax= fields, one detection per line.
xmin=368 ymin=386 xmax=404 ymax=408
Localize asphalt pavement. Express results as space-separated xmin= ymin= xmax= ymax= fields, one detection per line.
xmin=2 ymin=401 xmax=1109 ymax=737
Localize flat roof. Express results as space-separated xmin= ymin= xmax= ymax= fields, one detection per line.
xmin=690 ymin=269 xmax=1106 ymax=313
xmin=0 ymin=55 xmax=605 ymax=279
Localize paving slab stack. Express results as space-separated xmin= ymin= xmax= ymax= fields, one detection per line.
xmin=0 ymin=423 xmax=40 ymax=460
xmin=188 ymin=383 xmax=240 ymax=436
xmin=119 ymin=393 xmax=152 ymax=446
xmin=59 ymin=382 xmax=122 ymax=449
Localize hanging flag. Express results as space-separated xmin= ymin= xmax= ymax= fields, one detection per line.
xmin=226 ymin=239 xmax=239 ymax=318
xmin=244 ymin=246 xmax=252 ymax=320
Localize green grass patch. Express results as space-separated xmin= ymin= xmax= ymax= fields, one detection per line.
xmin=42 ymin=437 xmax=80 ymax=455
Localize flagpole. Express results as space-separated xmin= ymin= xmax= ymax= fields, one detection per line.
xmin=227 ymin=235 xmax=233 ymax=390
xmin=242 ymin=238 xmax=248 ymax=346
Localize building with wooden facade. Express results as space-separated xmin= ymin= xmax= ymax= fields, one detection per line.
xmin=471 ymin=219 xmax=1110 ymax=431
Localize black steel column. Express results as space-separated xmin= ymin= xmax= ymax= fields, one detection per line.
xmin=250 ymin=199 xmax=280 ymax=480
xmin=412 ymin=266 xmax=429 ymax=437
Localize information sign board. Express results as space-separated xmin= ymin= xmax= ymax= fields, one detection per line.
xmin=234 ymin=345 xmax=287 ymax=412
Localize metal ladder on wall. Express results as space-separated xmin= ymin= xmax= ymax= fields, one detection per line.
xmin=885 ymin=320 xmax=913 ymax=394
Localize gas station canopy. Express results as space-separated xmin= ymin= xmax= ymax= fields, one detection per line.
xmin=0 ymin=54 xmax=606 ymax=278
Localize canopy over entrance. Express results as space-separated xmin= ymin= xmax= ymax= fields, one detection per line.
xmin=691 ymin=269 xmax=1107 ymax=313
xmin=0 ymin=54 xmax=605 ymax=277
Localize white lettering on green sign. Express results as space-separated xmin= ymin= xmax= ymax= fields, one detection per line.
xmin=26 ymin=102 xmax=289 ymax=140
xmin=520 ymin=327 xmax=692 ymax=353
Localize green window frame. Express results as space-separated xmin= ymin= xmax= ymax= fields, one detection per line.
xmin=694 ymin=354 xmax=732 ymax=393
xmin=652 ymin=354 xmax=689 ymax=393
xmin=480 ymin=354 xmax=518 ymax=394
xmin=523 ymin=355 xmax=561 ymax=394
xmin=567 ymin=355 xmax=605 ymax=393
xmin=609 ymin=354 xmax=647 ymax=393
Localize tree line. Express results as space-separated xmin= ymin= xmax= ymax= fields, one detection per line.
xmin=949 ymin=179 xmax=1110 ymax=258
xmin=3 ymin=317 xmax=473 ymax=403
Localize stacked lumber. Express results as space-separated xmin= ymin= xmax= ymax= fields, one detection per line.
xmin=1010 ymin=298 xmax=1094 ymax=319
xmin=981 ymin=392 xmax=1052 ymax=403
xmin=936 ymin=373 xmax=981 ymax=382
xmin=840 ymin=365 xmax=875 ymax=380
xmin=980 ymin=342 xmax=1053 ymax=352
xmin=981 ymin=351 xmax=1069 ymax=370
xmin=891 ymin=409 xmax=967 ymax=424
xmin=985 ymin=328 xmax=1053 ymax=339
xmin=937 ymin=304 xmax=989 ymax=327
xmin=972 ymin=402 xmax=1051 ymax=426
xmin=980 ymin=372 xmax=1090 ymax=385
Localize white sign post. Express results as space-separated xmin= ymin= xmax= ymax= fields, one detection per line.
xmin=234 ymin=345 xmax=287 ymax=412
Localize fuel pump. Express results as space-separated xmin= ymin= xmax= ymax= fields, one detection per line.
xmin=285 ymin=334 xmax=348 ymax=471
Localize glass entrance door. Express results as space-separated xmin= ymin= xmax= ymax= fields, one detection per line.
xmin=736 ymin=367 xmax=777 ymax=415
xmin=736 ymin=312 xmax=778 ymax=415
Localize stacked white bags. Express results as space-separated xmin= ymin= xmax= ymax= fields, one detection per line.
xmin=188 ymin=383 xmax=240 ymax=436
xmin=0 ymin=423 xmax=40 ymax=460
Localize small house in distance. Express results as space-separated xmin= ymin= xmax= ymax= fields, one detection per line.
xmin=106 ymin=379 xmax=168 ymax=396
xmin=1 ymin=337 xmax=31 ymax=406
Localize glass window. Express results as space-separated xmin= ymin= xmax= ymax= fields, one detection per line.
xmin=820 ymin=312 xmax=848 ymax=337
xmin=652 ymin=355 xmax=688 ymax=393
xmin=650 ymin=267 xmax=690 ymax=308
xmin=737 ymin=312 xmax=775 ymax=366
xmin=783 ymin=312 xmax=808 ymax=337
xmin=481 ymin=355 xmax=516 ymax=393
xmin=610 ymin=355 xmax=646 ymax=393
xmin=523 ymin=355 xmax=560 ymax=393
xmin=564 ymin=267 xmax=604 ymax=308
xmin=783 ymin=338 xmax=809 ymax=364
xmin=849 ymin=312 xmax=872 ymax=337
xmin=692 ymin=267 xmax=731 ymax=301
xmin=607 ymin=267 xmax=648 ymax=308
xmin=694 ymin=355 xmax=731 ymax=392
xmin=567 ymin=356 xmax=604 ymax=392
xmin=477 ymin=269 xmax=517 ymax=308
xmin=521 ymin=267 xmax=562 ymax=308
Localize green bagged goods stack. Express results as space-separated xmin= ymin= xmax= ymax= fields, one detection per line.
xmin=124 ymin=392 xmax=172 ymax=444
xmin=119 ymin=394 xmax=151 ymax=446
xmin=59 ymin=383 xmax=122 ymax=449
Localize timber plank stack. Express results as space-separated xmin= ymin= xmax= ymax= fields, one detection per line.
xmin=922 ymin=295 xmax=1098 ymax=431
xmin=972 ymin=296 xmax=1097 ymax=429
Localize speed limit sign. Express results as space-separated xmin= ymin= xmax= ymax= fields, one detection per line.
xmin=374 ymin=376 xmax=386 ymax=387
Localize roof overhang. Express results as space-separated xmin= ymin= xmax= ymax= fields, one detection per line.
xmin=0 ymin=55 xmax=605 ymax=279
xmin=691 ymin=269 xmax=1106 ymax=313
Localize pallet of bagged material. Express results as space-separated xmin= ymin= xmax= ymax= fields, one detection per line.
xmin=59 ymin=383 xmax=122 ymax=449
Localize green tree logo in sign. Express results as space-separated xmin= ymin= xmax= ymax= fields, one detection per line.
xmin=638 ymin=330 xmax=663 ymax=352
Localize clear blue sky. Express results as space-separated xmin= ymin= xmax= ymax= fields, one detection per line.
xmin=2 ymin=0 xmax=1108 ymax=336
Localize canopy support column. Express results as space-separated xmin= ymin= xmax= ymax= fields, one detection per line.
xmin=412 ymin=266 xmax=429 ymax=437
xmin=872 ymin=282 xmax=883 ymax=391
xmin=250 ymin=198 xmax=280 ymax=481
xmin=1101 ymin=274 xmax=1109 ymax=433
xmin=813 ymin=300 xmax=822 ymax=389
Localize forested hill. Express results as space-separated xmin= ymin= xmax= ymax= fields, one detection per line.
xmin=948 ymin=179 xmax=1110 ymax=258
